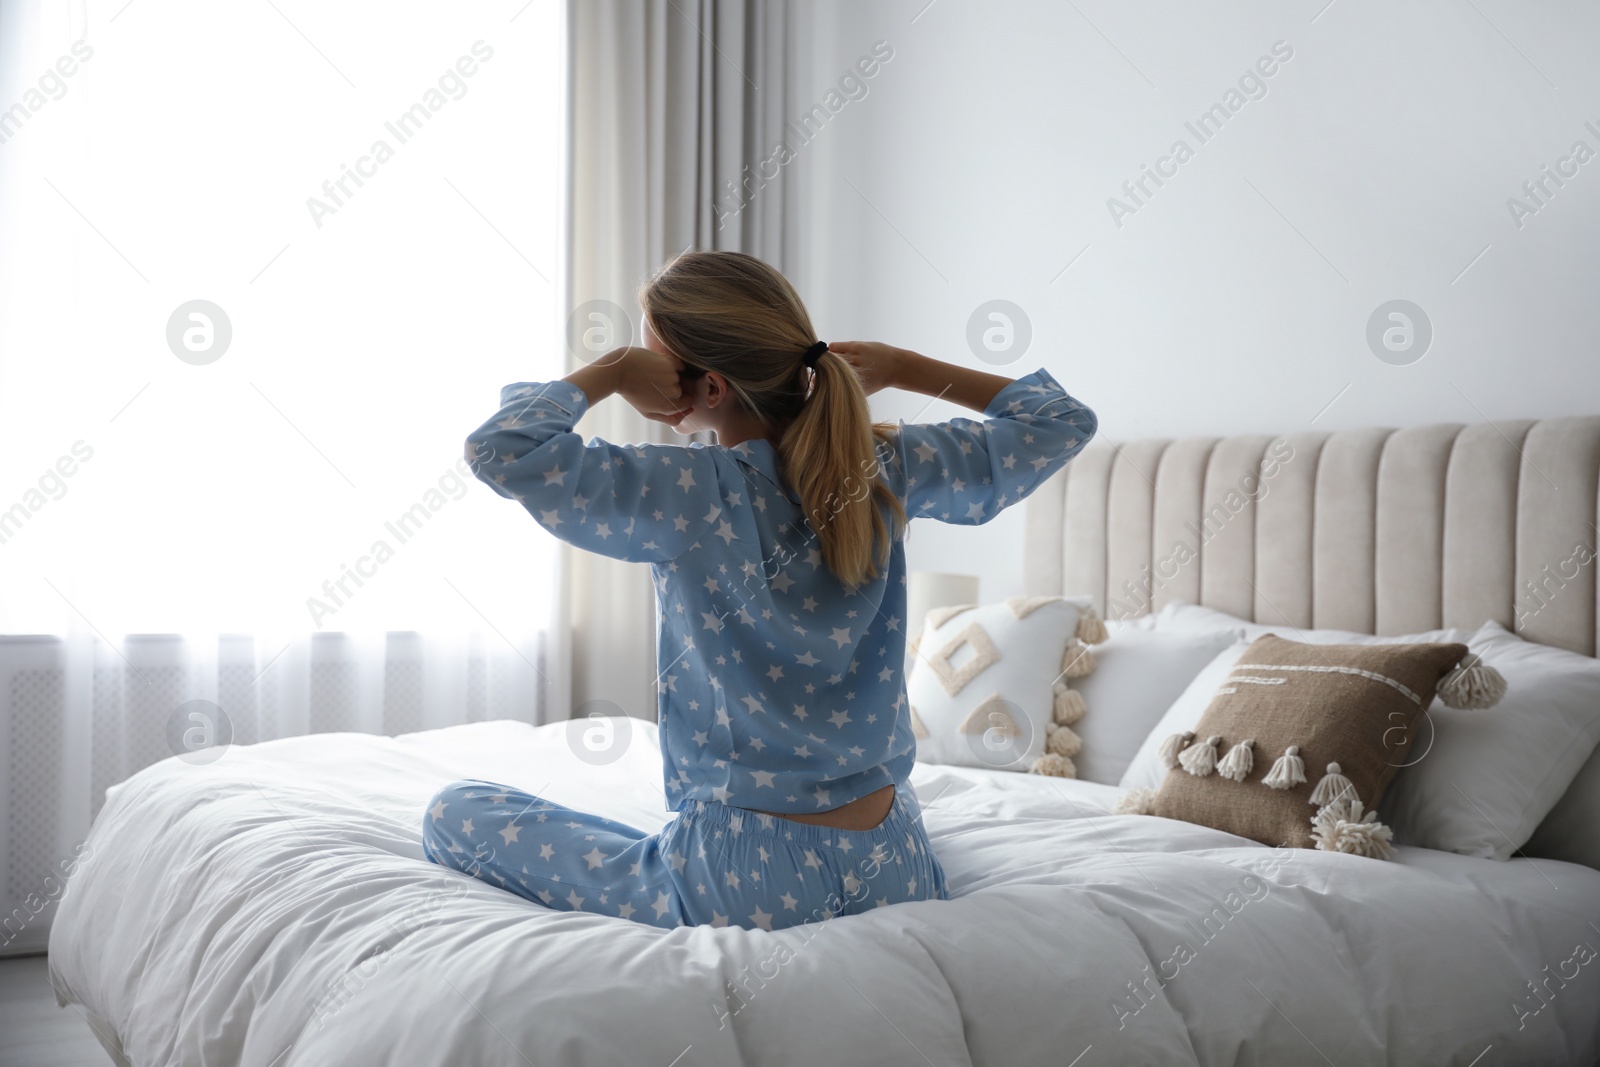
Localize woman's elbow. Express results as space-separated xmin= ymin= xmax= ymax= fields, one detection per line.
xmin=464 ymin=429 xmax=502 ymax=472
xmin=1059 ymin=402 xmax=1097 ymax=457
xmin=1076 ymin=405 xmax=1099 ymax=448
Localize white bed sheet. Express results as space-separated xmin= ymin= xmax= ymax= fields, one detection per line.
xmin=49 ymin=719 xmax=1600 ymax=1066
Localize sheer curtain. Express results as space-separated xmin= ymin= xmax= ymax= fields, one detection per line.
xmin=0 ymin=0 xmax=565 ymax=954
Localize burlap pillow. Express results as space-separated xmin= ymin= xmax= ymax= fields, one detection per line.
xmin=1138 ymin=634 xmax=1490 ymax=855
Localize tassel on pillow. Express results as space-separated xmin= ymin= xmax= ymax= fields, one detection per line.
xmin=1436 ymin=654 xmax=1508 ymax=709
xmin=1308 ymin=762 xmax=1355 ymax=808
xmin=1115 ymin=787 xmax=1156 ymax=815
xmin=1059 ymin=638 xmax=1096 ymax=679
xmin=1159 ymin=731 xmax=1195 ymax=771
xmin=1310 ymin=797 xmax=1395 ymax=860
xmin=1052 ymin=684 xmax=1087 ymax=725
xmin=1261 ymin=745 xmax=1306 ymax=790
xmin=1030 ymin=753 xmax=1076 ymax=778
xmin=1178 ymin=735 xmax=1222 ymax=777
xmin=1074 ymin=606 xmax=1109 ymax=645
xmin=1216 ymin=738 xmax=1254 ymax=782
xmin=1045 ymin=721 xmax=1083 ymax=758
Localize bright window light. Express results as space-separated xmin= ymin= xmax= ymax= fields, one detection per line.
xmin=0 ymin=0 xmax=564 ymax=639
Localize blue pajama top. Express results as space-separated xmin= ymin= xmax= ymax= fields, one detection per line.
xmin=465 ymin=367 xmax=1097 ymax=815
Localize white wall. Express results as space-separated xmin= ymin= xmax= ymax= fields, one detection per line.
xmin=789 ymin=0 xmax=1600 ymax=605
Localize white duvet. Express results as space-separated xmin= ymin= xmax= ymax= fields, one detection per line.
xmin=49 ymin=718 xmax=1600 ymax=1066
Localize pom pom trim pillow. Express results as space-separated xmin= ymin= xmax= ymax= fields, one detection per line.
xmin=907 ymin=596 xmax=1106 ymax=776
xmin=1119 ymin=634 xmax=1503 ymax=858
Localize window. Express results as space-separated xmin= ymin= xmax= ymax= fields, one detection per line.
xmin=0 ymin=0 xmax=564 ymax=639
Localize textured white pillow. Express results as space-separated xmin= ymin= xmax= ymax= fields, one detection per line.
xmin=1118 ymin=616 xmax=1471 ymax=792
xmin=908 ymin=596 xmax=1095 ymax=773
xmin=1383 ymin=620 xmax=1600 ymax=860
xmin=1068 ymin=627 xmax=1241 ymax=785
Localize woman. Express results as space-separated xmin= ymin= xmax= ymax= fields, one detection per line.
xmin=423 ymin=251 xmax=1097 ymax=930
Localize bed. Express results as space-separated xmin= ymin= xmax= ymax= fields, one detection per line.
xmin=49 ymin=416 xmax=1600 ymax=1066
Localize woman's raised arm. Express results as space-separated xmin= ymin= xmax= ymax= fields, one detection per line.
xmin=830 ymin=341 xmax=1015 ymax=414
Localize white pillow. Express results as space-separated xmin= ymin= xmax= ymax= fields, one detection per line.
xmin=1119 ymin=639 xmax=1251 ymax=791
xmin=1068 ymin=627 xmax=1241 ymax=785
xmin=1525 ymin=744 xmax=1600 ymax=871
xmin=908 ymin=596 xmax=1093 ymax=773
xmin=1118 ymin=618 xmax=1472 ymax=792
xmin=1147 ymin=601 xmax=1470 ymax=646
xmin=1383 ymin=620 xmax=1600 ymax=860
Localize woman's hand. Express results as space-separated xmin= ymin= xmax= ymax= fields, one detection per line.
xmin=828 ymin=341 xmax=912 ymax=397
xmin=565 ymin=347 xmax=695 ymax=427
xmin=610 ymin=346 xmax=696 ymax=426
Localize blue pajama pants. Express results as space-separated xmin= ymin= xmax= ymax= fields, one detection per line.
xmin=420 ymin=780 xmax=948 ymax=931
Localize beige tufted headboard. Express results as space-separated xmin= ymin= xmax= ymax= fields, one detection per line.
xmin=1022 ymin=415 xmax=1600 ymax=867
xmin=1023 ymin=417 xmax=1600 ymax=655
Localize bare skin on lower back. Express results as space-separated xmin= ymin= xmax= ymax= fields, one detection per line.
xmin=752 ymin=784 xmax=896 ymax=832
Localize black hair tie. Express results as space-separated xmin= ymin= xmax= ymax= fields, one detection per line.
xmin=802 ymin=340 xmax=829 ymax=367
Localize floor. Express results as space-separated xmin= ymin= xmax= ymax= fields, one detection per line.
xmin=0 ymin=956 xmax=112 ymax=1066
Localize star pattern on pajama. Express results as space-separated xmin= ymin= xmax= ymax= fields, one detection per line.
xmin=462 ymin=367 xmax=1095 ymax=816
xmin=431 ymin=367 xmax=1095 ymax=927
xmin=423 ymin=781 xmax=954 ymax=932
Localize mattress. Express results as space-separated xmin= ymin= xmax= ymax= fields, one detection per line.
xmin=49 ymin=718 xmax=1600 ymax=1066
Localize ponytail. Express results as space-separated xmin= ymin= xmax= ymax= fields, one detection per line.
xmin=778 ymin=350 xmax=906 ymax=589
xmin=639 ymin=251 xmax=906 ymax=589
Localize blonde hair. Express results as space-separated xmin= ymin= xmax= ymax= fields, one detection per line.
xmin=639 ymin=251 xmax=906 ymax=589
